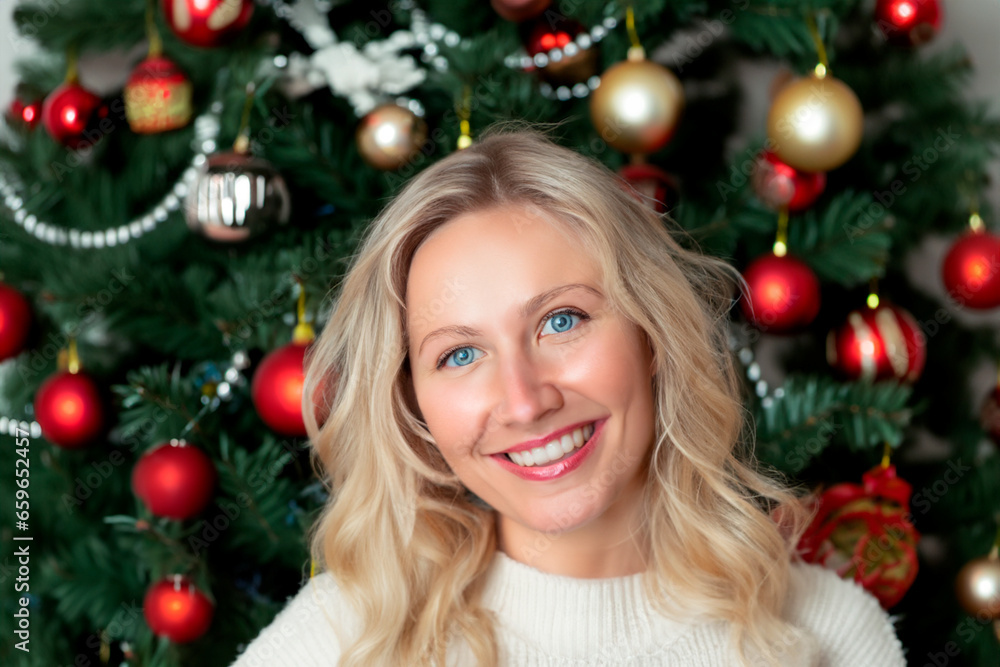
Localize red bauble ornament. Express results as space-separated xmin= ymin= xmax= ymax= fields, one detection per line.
xmin=0 ymin=282 xmax=32 ymax=361
xmin=6 ymin=96 xmax=41 ymax=131
xmin=941 ymin=229 xmax=1000 ymax=310
xmin=132 ymin=440 xmax=216 ymax=519
xmin=827 ymin=302 xmax=926 ymax=382
xmin=491 ymin=0 xmax=551 ymax=22
xmin=798 ymin=463 xmax=920 ymax=610
xmin=522 ymin=16 xmax=597 ymax=88
xmin=618 ymin=163 xmax=680 ymax=214
xmin=740 ymin=253 xmax=821 ymax=333
xmin=143 ymin=575 xmax=214 ymax=643
xmin=124 ymin=55 xmax=193 ymax=134
xmin=252 ymin=342 xmax=309 ymax=437
xmin=34 ymin=370 xmax=105 ymax=448
xmin=41 ymin=82 xmax=106 ymax=149
xmin=161 ymin=0 xmax=254 ymax=48
xmin=751 ymin=150 xmax=826 ymax=212
xmin=874 ymin=0 xmax=942 ymax=47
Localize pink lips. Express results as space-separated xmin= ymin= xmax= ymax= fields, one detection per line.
xmin=491 ymin=418 xmax=607 ymax=481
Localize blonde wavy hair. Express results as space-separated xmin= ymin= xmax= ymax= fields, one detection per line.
xmin=302 ymin=124 xmax=812 ymax=666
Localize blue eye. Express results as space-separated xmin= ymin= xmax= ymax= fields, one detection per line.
xmin=435 ymin=308 xmax=589 ymax=370
xmin=438 ymin=346 xmax=481 ymax=369
xmin=542 ymin=310 xmax=583 ymax=335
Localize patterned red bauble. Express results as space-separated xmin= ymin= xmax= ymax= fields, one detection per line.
xmin=143 ymin=575 xmax=214 ymax=643
xmin=251 ymin=342 xmax=309 ymax=437
xmin=751 ymin=150 xmax=826 ymax=212
xmin=874 ymin=0 xmax=942 ymax=47
xmin=161 ymin=0 xmax=254 ymax=48
xmin=826 ymin=303 xmax=926 ymax=382
xmin=132 ymin=440 xmax=216 ymax=519
xmin=124 ymin=56 xmax=193 ymax=134
xmin=618 ymin=163 xmax=680 ymax=214
xmin=941 ymin=229 xmax=1000 ymax=310
xmin=491 ymin=0 xmax=550 ymax=22
xmin=740 ymin=253 xmax=821 ymax=333
xmin=41 ymin=82 xmax=106 ymax=149
xmin=798 ymin=463 xmax=920 ymax=610
xmin=0 ymin=282 xmax=32 ymax=361
xmin=33 ymin=371 xmax=104 ymax=448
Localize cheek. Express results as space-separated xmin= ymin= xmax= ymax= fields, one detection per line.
xmin=415 ymin=378 xmax=482 ymax=461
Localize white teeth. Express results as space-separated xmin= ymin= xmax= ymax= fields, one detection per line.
xmin=505 ymin=423 xmax=597 ymax=468
xmin=545 ymin=442 xmax=562 ymax=461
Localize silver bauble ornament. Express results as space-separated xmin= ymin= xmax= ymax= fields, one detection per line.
xmin=185 ymin=151 xmax=291 ymax=242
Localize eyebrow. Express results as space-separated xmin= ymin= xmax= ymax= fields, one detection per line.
xmin=416 ymin=283 xmax=603 ymax=356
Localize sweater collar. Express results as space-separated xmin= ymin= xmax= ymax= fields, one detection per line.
xmin=480 ymin=549 xmax=692 ymax=660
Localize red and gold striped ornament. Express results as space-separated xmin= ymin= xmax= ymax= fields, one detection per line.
xmin=826 ymin=302 xmax=926 ymax=382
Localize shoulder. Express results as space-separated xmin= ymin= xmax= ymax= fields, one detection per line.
xmin=228 ymin=571 xmax=358 ymax=667
xmin=784 ymin=560 xmax=906 ymax=667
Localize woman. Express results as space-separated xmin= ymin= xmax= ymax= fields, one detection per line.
xmin=230 ymin=127 xmax=906 ymax=666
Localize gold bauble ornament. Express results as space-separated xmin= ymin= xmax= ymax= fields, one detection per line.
xmin=955 ymin=555 xmax=1000 ymax=619
xmin=767 ymin=74 xmax=863 ymax=173
xmin=356 ymin=104 xmax=428 ymax=171
xmin=589 ymin=56 xmax=684 ymax=155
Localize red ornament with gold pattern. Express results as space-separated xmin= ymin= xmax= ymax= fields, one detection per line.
xmin=124 ymin=55 xmax=192 ymax=133
xmin=874 ymin=0 xmax=942 ymax=47
xmin=131 ymin=440 xmax=216 ymax=520
xmin=751 ymin=150 xmax=826 ymax=212
xmin=143 ymin=575 xmax=214 ymax=643
xmin=161 ymin=0 xmax=254 ymax=48
xmin=941 ymin=214 xmax=1000 ymax=310
xmin=33 ymin=341 xmax=105 ymax=448
xmin=0 ymin=281 xmax=32 ymax=361
xmin=251 ymin=284 xmax=314 ymax=437
xmin=798 ymin=456 xmax=920 ymax=609
xmin=827 ymin=299 xmax=926 ymax=382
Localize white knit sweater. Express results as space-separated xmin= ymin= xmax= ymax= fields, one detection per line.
xmin=229 ymin=550 xmax=906 ymax=666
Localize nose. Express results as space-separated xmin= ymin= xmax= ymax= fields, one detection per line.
xmin=494 ymin=348 xmax=563 ymax=426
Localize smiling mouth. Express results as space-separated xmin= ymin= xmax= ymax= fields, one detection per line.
xmin=503 ymin=422 xmax=596 ymax=467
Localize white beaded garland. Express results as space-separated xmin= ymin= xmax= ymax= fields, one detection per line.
xmin=1 ymin=105 xmax=223 ymax=249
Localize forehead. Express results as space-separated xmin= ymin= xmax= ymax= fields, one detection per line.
xmin=404 ymin=206 xmax=600 ymax=322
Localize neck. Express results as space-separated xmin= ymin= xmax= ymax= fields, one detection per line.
xmin=495 ymin=474 xmax=649 ymax=578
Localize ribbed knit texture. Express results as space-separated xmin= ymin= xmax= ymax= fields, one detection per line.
xmin=229 ymin=550 xmax=906 ymax=666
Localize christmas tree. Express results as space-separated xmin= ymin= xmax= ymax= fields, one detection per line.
xmin=2 ymin=0 xmax=1000 ymax=665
